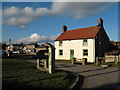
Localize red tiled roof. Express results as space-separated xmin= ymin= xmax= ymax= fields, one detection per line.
xmin=105 ymin=50 xmax=120 ymax=55
xmin=55 ymin=26 xmax=100 ymax=41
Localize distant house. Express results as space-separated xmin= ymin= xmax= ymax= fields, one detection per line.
xmin=6 ymin=44 xmax=23 ymax=51
xmin=6 ymin=44 xmax=14 ymax=51
xmin=109 ymin=41 xmax=120 ymax=50
xmin=105 ymin=41 xmax=120 ymax=62
xmin=118 ymin=42 xmax=120 ymax=49
xmin=55 ymin=18 xmax=110 ymax=63
xmin=35 ymin=45 xmax=47 ymax=53
xmin=25 ymin=43 xmax=38 ymax=53
xmin=12 ymin=44 xmax=23 ymax=51
xmin=5 ymin=44 xmax=24 ymax=53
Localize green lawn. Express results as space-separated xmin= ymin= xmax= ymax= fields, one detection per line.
xmin=2 ymin=58 xmax=76 ymax=88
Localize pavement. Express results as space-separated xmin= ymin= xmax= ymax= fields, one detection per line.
xmin=27 ymin=60 xmax=120 ymax=89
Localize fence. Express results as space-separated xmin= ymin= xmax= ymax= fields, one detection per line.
xmin=96 ymin=55 xmax=120 ymax=65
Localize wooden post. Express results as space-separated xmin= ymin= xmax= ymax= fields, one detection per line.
xmin=37 ymin=59 xmax=40 ymax=69
xmin=82 ymin=58 xmax=85 ymax=65
xmin=96 ymin=57 xmax=99 ymax=65
xmin=44 ymin=59 xmax=48 ymax=68
xmin=101 ymin=57 xmax=104 ymax=64
xmin=72 ymin=58 xmax=75 ymax=64
xmin=118 ymin=55 xmax=120 ymax=63
xmin=102 ymin=57 xmax=105 ymax=64
xmin=114 ymin=55 xmax=117 ymax=64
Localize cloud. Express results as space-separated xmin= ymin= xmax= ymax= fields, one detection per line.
xmin=3 ymin=7 xmax=19 ymax=16
xmin=3 ymin=7 xmax=50 ymax=29
xmin=19 ymin=25 xmax=27 ymax=29
xmin=2 ymin=2 xmax=112 ymax=28
xmin=51 ymin=2 xmax=111 ymax=18
xmin=17 ymin=33 xmax=58 ymax=44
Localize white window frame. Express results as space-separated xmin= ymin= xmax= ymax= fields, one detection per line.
xmin=59 ymin=49 xmax=63 ymax=56
xmin=83 ymin=39 xmax=88 ymax=46
xmin=83 ymin=49 xmax=88 ymax=56
xmin=59 ymin=41 xmax=63 ymax=46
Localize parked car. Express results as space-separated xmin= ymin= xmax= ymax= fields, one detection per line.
xmin=13 ymin=51 xmax=20 ymax=54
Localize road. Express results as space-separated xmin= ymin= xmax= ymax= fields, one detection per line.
xmin=27 ymin=59 xmax=120 ymax=89
xmin=55 ymin=63 xmax=120 ymax=89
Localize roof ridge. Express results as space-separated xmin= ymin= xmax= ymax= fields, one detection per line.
xmin=66 ymin=26 xmax=100 ymax=32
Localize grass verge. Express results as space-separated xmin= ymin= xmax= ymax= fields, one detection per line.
xmin=2 ymin=58 xmax=76 ymax=88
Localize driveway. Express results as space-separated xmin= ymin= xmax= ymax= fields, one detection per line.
xmin=56 ymin=63 xmax=120 ymax=89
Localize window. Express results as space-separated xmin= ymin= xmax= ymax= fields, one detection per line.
xmin=59 ymin=50 xmax=63 ymax=56
xmin=83 ymin=49 xmax=88 ymax=56
xmin=59 ymin=41 xmax=63 ymax=46
xmin=83 ymin=39 xmax=88 ymax=46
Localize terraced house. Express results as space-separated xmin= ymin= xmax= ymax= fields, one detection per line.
xmin=55 ymin=18 xmax=110 ymax=63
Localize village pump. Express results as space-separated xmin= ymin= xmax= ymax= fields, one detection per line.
xmin=36 ymin=43 xmax=55 ymax=74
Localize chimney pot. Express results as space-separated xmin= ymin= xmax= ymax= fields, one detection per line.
xmin=62 ymin=25 xmax=67 ymax=33
xmin=98 ymin=18 xmax=103 ymax=26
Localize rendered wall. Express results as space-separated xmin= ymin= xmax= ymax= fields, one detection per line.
xmin=55 ymin=38 xmax=95 ymax=63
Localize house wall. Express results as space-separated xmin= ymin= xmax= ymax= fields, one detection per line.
xmin=26 ymin=45 xmax=35 ymax=49
xmin=95 ymin=27 xmax=110 ymax=58
xmin=55 ymin=38 xmax=95 ymax=63
xmin=25 ymin=45 xmax=36 ymax=53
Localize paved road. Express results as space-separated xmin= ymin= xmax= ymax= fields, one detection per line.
xmin=27 ymin=60 xmax=120 ymax=89
xmin=56 ymin=63 xmax=120 ymax=89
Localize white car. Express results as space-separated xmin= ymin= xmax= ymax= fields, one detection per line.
xmin=13 ymin=51 xmax=20 ymax=54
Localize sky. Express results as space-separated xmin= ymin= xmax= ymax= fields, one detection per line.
xmin=2 ymin=2 xmax=118 ymax=44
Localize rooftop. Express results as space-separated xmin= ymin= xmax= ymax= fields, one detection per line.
xmin=55 ymin=26 xmax=100 ymax=41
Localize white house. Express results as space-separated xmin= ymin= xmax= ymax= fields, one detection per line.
xmin=54 ymin=18 xmax=110 ymax=63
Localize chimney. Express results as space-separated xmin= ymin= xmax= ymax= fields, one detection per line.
xmin=98 ymin=18 xmax=103 ymax=26
xmin=62 ymin=25 xmax=67 ymax=33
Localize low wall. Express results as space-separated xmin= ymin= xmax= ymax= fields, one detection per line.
xmin=105 ymin=55 xmax=120 ymax=62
